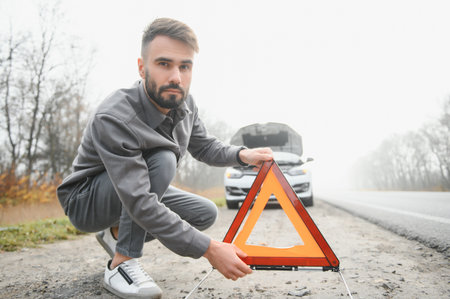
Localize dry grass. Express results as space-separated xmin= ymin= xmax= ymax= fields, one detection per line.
xmin=0 ymin=200 xmax=65 ymax=226
xmin=0 ymin=186 xmax=226 ymax=225
xmin=195 ymin=186 xmax=225 ymax=199
xmin=172 ymin=185 xmax=226 ymax=206
xmin=172 ymin=184 xmax=224 ymax=198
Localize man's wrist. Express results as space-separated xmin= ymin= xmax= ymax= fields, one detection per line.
xmin=237 ymin=147 xmax=249 ymax=166
xmin=203 ymin=239 xmax=218 ymax=259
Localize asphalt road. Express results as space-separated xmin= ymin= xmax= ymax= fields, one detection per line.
xmin=316 ymin=191 xmax=450 ymax=256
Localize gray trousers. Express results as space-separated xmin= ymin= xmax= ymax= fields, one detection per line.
xmin=67 ymin=150 xmax=218 ymax=258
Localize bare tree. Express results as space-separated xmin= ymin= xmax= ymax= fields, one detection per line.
xmin=352 ymin=97 xmax=450 ymax=191
xmin=41 ymin=79 xmax=90 ymax=177
xmin=0 ymin=2 xmax=93 ymax=181
xmin=0 ymin=27 xmax=28 ymax=171
xmin=21 ymin=4 xmax=62 ymax=178
xmin=174 ymin=112 xmax=235 ymax=191
xmin=403 ymin=131 xmax=435 ymax=189
xmin=422 ymin=99 xmax=450 ymax=189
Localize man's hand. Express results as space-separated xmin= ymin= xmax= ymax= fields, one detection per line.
xmin=203 ymin=239 xmax=252 ymax=280
xmin=239 ymin=147 xmax=273 ymax=169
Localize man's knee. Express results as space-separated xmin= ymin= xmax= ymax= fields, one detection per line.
xmin=195 ymin=200 xmax=218 ymax=231
xmin=66 ymin=173 xmax=122 ymax=233
xmin=68 ymin=208 xmax=106 ymax=233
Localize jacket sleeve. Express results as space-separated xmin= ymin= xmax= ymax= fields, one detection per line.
xmin=90 ymin=113 xmax=210 ymax=258
xmin=187 ymin=105 xmax=242 ymax=166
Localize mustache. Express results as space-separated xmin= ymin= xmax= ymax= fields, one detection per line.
xmin=159 ymin=84 xmax=185 ymax=94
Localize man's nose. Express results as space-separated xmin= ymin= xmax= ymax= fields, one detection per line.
xmin=168 ymin=67 xmax=181 ymax=85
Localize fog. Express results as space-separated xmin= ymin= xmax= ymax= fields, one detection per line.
xmin=3 ymin=0 xmax=450 ymax=190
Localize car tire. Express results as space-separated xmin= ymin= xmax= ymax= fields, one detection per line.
xmin=301 ymin=195 xmax=314 ymax=207
xmin=226 ymin=200 xmax=240 ymax=209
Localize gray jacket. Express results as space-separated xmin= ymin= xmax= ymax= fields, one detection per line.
xmin=57 ymin=80 xmax=243 ymax=258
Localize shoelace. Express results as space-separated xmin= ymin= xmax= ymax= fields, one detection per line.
xmin=122 ymin=260 xmax=153 ymax=286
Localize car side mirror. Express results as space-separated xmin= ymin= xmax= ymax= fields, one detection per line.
xmin=306 ymin=157 xmax=314 ymax=163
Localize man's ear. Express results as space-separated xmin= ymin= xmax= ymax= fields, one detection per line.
xmin=137 ymin=58 xmax=145 ymax=79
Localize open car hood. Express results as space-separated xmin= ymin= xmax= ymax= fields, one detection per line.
xmin=230 ymin=122 xmax=303 ymax=157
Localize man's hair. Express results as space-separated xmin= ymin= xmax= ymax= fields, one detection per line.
xmin=141 ymin=18 xmax=199 ymax=58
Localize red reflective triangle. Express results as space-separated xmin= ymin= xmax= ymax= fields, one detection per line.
xmin=223 ymin=160 xmax=339 ymax=270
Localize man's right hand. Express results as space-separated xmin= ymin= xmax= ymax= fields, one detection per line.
xmin=203 ymin=239 xmax=252 ymax=280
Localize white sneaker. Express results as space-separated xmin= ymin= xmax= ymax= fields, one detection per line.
xmin=103 ymin=259 xmax=162 ymax=299
xmin=96 ymin=228 xmax=117 ymax=258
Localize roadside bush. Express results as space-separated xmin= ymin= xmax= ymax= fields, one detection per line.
xmin=0 ymin=169 xmax=60 ymax=208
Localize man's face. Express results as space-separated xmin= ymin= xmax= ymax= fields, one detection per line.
xmin=138 ymin=35 xmax=194 ymax=110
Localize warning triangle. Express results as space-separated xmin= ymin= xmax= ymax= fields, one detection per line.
xmin=223 ymin=160 xmax=339 ymax=271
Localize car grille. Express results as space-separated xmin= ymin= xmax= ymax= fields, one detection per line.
xmin=226 ymin=183 xmax=309 ymax=196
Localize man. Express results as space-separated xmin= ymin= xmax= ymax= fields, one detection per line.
xmin=57 ymin=18 xmax=273 ymax=298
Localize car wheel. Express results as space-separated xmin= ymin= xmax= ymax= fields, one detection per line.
xmin=226 ymin=200 xmax=240 ymax=209
xmin=301 ymin=195 xmax=314 ymax=207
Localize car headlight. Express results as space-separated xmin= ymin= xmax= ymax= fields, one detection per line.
xmin=226 ymin=168 xmax=244 ymax=179
xmin=287 ymin=166 xmax=307 ymax=176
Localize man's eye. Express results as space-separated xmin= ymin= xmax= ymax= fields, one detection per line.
xmin=159 ymin=62 xmax=169 ymax=67
xmin=180 ymin=65 xmax=191 ymax=71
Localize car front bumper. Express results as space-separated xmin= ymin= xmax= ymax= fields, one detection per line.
xmin=224 ymin=173 xmax=312 ymax=204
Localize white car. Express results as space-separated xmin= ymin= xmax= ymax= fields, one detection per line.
xmin=224 ymin=123 xmax=314 ymax=209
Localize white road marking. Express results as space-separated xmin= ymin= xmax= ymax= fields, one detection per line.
xmin=323 ymin=198 xmax=450 ymax=225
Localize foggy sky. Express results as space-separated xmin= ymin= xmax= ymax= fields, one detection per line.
xmin=2 ymin=0 xmax=450 ymax=189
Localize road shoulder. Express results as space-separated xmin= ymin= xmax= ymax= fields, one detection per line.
xmin=0 ymin=200 xmax=448 ymax=298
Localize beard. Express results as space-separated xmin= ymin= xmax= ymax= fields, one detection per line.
xmin=144 ymin=70 xmax=187 ymax=109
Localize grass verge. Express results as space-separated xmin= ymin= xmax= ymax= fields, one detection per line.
xmin=210 ymin=197 xmax=226 ymax=207
xmin=0 ymin=217 xmax=86 ymax=252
